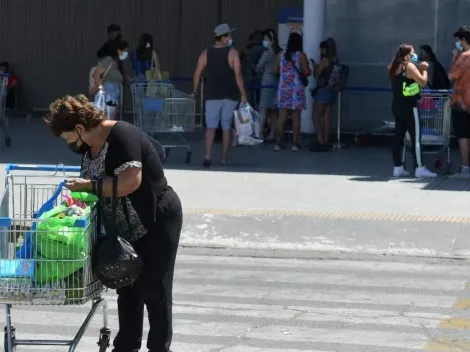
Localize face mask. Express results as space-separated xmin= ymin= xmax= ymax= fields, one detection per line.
xmin=456 ymin=41 xmax=463 ymax=51
xmin=115 ymin=33 xmax=122 ymax=40
xmin=145 ymin=42 xmax=151 ymax=49
xmin=410 ymin=53 xmax=418 ymax=64
xmin=68 ymin=133 xmax=90 ymax=155
xmin=227 ymin=39 xmax=233 ymax=47
xmin=119 ymin=52 xmax=128 ymax=61
xmin=263 ymin=40 xmax=269 ymax=49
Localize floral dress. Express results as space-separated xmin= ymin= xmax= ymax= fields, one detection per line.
xmin=276 ymin=51 xmax=306 ymax=110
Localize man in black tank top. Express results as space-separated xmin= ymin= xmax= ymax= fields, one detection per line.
xmin=193 ymin=23 xmax=247 ymax=166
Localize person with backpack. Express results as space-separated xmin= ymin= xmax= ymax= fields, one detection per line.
xmin=310 ymin=37 xmax=339 ymax=152
xmin=418 ymin=45 xmax=450 ymax=90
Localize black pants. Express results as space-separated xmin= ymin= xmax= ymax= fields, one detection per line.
xmin=113 ymin=188 xmax=182 ymax=352
xmin=392 ymin=105 xmax=423 ymax=168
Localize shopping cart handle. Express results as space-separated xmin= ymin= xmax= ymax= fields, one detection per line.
xmin=5 ymin=164 xmax=81 ymax=174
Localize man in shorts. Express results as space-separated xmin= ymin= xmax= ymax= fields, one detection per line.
xmin=449 ymin=25 xmax=470 ymax=178
xmin=192 ymin=24 xmax=247 ymax=167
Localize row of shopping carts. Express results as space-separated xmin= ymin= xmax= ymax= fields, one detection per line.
xmin=131 ymin=81 xmax=196 ymax=164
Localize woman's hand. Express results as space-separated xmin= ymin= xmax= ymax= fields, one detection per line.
xmin=419 ymin=61 xmax=429 ymax=71
xmin=65 ymin=178 xmax=92 ymax=192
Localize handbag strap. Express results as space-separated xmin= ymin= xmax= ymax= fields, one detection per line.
xmin=96 ymin=177 xmax=119 ymax=238
xmin=287 ymin=53 xmax=303 ymax=77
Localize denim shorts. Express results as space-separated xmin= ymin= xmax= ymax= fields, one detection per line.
xmin=315 ymin=87 xmax=336 ymax=105
xmin=103 ymin=82 xmax=121 ymax=105
xmin=205 ymin=99 xmax=238 ymax=130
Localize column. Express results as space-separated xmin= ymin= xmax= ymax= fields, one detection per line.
xmin=301 ymin=0 xmax=326 ymax=133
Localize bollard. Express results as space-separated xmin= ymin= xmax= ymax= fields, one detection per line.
xmin=333 ymin=91 xmax=349 ymax=149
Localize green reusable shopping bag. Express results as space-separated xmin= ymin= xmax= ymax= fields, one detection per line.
xmin=34 ymin=206 xmax=91 ymax=284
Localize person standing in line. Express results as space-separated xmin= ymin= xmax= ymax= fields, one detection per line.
xmin=256 ymin=28 xmax=281 ymax=142
xmin=131 ymin=33 xmax=161 ymax=80
xmin=388 ymin=44 xmax=437 ymax=178
xmin=449 ymin=26 xmax=470 ymax=178
xmin=97 ymin=24 xmax=122 ymax=59
xmin=273 ymin=32 xmax=311 ymax=152
xmin=93 ymin=40 xmax=129 ymax=120
xmin=310 ymin=37 xmax=339 ymax=152
xmin=192 ymin=24 xmax=247 ymax=167
xmin=418 ymin=45 xmax=450 ymax=90
xmin=242 ymin=30 xmax=265 ymax=109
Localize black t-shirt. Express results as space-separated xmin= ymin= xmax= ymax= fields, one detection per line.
xmin=80 ymin=121 xmax=167 ymax=241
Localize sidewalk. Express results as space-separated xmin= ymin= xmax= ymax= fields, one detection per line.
xmin=2 ymin=118 xmax=470 ymax=259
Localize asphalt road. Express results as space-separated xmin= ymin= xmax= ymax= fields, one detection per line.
xmin=1 ymin=254 xmax=470 ymax=352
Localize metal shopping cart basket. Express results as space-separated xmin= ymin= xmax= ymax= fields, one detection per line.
xmin=0 ymin=164 xmax=109 ymax=352
xmin=131 ymin=81 xmax=196 ymax=164
xmin=403 ymin=89 xmax=452 ymax=173
xmin=0 ymin=77 xmax=11 ymax=147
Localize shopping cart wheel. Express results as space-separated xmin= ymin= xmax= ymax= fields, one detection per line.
xmin=435 ymin=158 xmax=444 ymax=171
xmin=3 ymin=325 xmax=16 ymax=352
xmin=185 ymin=151 xmax=192 ymax=164
xmin=164 ymin=148 xmax=171 ymax=161
xmin=446 ymin=162 xmax=453 ymax=175
xmin=97 ymin=327 xmax=111 ymax=352
xmin=5 ymin=136 xmax=11 ymax=147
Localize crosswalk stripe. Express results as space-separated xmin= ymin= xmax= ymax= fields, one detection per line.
xmin=244 ymin=327 xmax=428 ymax=349
xmin=173 ymin=283 xmax=457 ymax=308
xmin=176 ymin=268 xmax=466 ymax=292
xmin=176 ymin=255 xmax=470 ymax=277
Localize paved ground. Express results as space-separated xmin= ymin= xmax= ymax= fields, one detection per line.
xmin=1 ymin=254 xmax=470 ymax=351
xmin=2 ymin=118 xmax=470 ymax=258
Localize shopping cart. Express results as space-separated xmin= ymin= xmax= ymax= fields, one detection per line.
xmin=131 ymin=81 xmax=195 ymax=164
xmin=0 ymin=77 xmax=11 ymax=147
xmin=403 ymin=89 xmax=452 ymax=173
xmin=0 ymin=164 xmax=109 ymax=352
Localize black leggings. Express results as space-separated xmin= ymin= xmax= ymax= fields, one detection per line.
xmin=392 ymin=105 xmax=423 ymax=168
xmin=113 ymin=188 xmax=182 ymax=352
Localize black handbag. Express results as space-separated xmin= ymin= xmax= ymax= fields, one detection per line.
xmin=92 ymin=177 xmax=143 ymax=289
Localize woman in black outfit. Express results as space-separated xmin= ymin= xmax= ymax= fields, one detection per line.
xmin=45 ymin=94 xmax=182 ymax=352
xmin=388 ymin=44 xmax=437 ymax=178
xmin=419 ymin=45 xmax=450 ymax=90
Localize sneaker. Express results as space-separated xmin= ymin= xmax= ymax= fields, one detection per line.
xmin=274 ymin=144 xmax=282 ymax=151
xmin=450 ymin=167 xmax=470 ymax=179
xmin=292 ymin=145 xmax=299 ymax=152
xmin=415 ymin=166 xmax=437 ymax=178
xmin=393 ymin=166 xmax=410 ymax=177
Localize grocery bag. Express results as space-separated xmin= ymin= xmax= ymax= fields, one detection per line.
xmin=94 ymin=91 xmax=112 ymax=120
xmin=233 ymin=103 xmax=263 ymax=146
xmin=146 ymin=51 xmax=164 ymax=98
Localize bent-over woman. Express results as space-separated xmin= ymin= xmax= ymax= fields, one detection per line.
xmin=45 ymin=94 xmax=182 ymax=352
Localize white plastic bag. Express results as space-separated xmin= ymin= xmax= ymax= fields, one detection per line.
xmin=233 ymin=103 xmax=263 ymax=146
xmin=93 ymin=91 xmax=107 ymax=115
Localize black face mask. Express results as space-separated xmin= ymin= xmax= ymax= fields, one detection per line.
xmin=68 ymin=133 xmax=90 ymax=155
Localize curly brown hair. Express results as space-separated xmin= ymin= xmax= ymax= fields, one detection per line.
xmin=44 ymin=94 xmax=105 ymax=136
